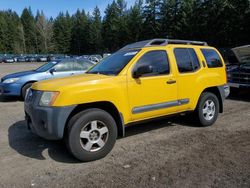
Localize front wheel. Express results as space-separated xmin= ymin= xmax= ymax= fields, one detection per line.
xmin=21 ymin=83 xmax=33 ymax=99
xmin=195 ymin=92 xmax=219 ymax=126
xmin=65 ymin=108 xmax=117 ymax=162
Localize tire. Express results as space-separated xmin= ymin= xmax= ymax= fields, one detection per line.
xmin=21 ymin=83 xmax=33 ymax=99
xmin=195 ymin=92 xmax=219 ymax=126
xmin=65 ymin=108 xmax=117 ymax=162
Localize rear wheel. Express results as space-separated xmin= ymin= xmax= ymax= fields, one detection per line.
xmin=195 ymin=92 xmax=219 ymax=126
xmin=65 ymin=108 xmax=117 ymax=162
xmin=21 ymin=83 xmax=33 ymax=99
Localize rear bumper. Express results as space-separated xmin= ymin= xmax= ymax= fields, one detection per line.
xmin=0 ymin=83 xmax=21 ymax=96
xmin=24 ymin=90 xmax=76 ymax=140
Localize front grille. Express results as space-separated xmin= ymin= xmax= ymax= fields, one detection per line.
xmin=231 ymin=73 xmax=250 ymax=84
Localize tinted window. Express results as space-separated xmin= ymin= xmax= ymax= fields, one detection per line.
xmin=134 ymin=50 xmax=170 ymax=77
xmin=73 ymin=59 xmax=93 ymax=71
xmin=88 ymin=50 xmax=139 ymax=75
xmin=174 ymin=48 xmax=200 ymax=73
xmin=54 ymin=60 xmax=74 ymax=72
xmin=36 ymin=61 xmax=58 ymax=72
xmin=201 ymin=49 xmax=223 ymax=68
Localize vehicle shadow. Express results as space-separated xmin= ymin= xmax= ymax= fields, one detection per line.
xmin=8 ymin=115 xmax=198 ymax=163
xmin=227 ymin=90 xmax=250 ymax=102
xmin=0 ymin=95 xmax=22 ymax=102
xmin=124 ymin=114 xmax=200 ymax=138
xmin=8 ymin=120 xmax=79 ymax=163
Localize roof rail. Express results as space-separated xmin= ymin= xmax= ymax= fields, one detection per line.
xmin=120 ymin=39 xmax=208 ymax=51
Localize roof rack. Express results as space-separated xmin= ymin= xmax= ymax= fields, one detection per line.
xmin=120 ymin=39 xmax=208 ymax=51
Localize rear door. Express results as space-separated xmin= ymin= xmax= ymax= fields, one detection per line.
xmin=172 ymin=47 xmax=202 ymax=111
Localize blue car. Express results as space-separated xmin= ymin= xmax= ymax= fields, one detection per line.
xmin=0 ymin=58 xmax=94 ymax=98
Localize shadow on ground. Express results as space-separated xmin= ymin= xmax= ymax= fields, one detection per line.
xmin=8 ymin=121 xmax=79 ymax=163
xmin=8 ymin=115 xmax=199 ymax=163
xmin=227 ymin=89 xmax=250 ymax=102
xmin=0 ymin=95 xmax=22 ymax=102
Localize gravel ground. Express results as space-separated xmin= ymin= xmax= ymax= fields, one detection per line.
xmin=0 ymin=63 xmax=249 ymax=188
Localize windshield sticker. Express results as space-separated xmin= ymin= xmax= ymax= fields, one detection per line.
xmin=124 ymin=51 xmax=138 ymax=56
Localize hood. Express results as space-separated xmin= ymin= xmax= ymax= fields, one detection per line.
xmin=2 ymin=70 xmax=37 ymax=80
xmin=32 ymin=73 xmax=113 ymax=91
xmin=232 ymin=45 xmax=250 ymax=62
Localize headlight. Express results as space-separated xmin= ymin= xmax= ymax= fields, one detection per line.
xmin=3 ymin=78 xmax=20 ymax=84
xmin=39 ymin=91 xmax=59 ymax=106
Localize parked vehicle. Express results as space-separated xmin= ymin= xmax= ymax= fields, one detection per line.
xmin=88 ymin=55 xmax=102 ymax=64
xmin=227 ymin=45 xmax=250 ymax=92
xmin=0 ymin=58 xmax=94 ymax=98
xmin=16 ymin=56 xmax=27 ymax=62
xmin=0 ymin=56 xmax=3 ymax=63
xmin=37 ymin=56 xmax=48 ymax=62
xmin=103 ymin=53 xmax=111 ymax=59
xmin=3 ymin=56 xmax=15 ymax=63
xmin=24 ymin=39 xmax=229 ymax=162
xmin=25 ymin=56 xmax=37 ymax=62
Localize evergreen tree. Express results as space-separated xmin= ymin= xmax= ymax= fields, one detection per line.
xmin=127 ymin=0 xmax=144 ymax=43
xmin=142 ymin=0 xmax=161 ymax=39
xmin=88 ymin=6 xmax=103 ymax=53
xmin=53 ymin=12 xmax=72 ymax=54
xmin=102 ymin=1 xmax=120 ymax=51
xmin=71 ymin=9 xmax=88 ymax=55
xmin=21 ymin=8 xmax=37 ymax=53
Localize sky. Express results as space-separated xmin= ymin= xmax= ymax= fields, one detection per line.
xmin=0 ymin=0 xmax=135 ymax=18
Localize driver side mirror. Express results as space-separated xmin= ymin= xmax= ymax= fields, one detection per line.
xmin=49 ymin=68 xmax=56 ymax=74
xmin=132 ymin=65 xmax=153 ymax=78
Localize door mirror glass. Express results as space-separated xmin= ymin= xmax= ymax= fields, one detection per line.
xmin=133 ymin=65 xmax=153 ymax=78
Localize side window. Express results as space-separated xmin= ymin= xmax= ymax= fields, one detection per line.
xmin=73 ymin=60 xmax=93 ymax=71
xmin=174 ymin=48 xmax=200 ymax=73
xmin=201 ymin=49 xmax=223 ymax=68
xmin=54 ymin=61 xmax=74 ymax=72
xmin=133 ymin=50 xmax=170 ymax=77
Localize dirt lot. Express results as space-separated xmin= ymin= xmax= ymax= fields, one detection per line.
xmin=0 ymin=63 xmax=249 ymax=188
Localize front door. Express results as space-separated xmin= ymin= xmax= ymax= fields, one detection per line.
xmin=127 ymin=49 xmax=178 ymax=121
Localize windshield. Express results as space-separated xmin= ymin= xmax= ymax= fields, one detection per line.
xmin=36 ymin=61 xmax=59 ymax=72
xmin=87 ymin=50 xmax=140 ymax=75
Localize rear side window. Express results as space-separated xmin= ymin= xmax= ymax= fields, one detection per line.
xmin=201 ymin=49 xmax=223 ymax=68
xmin=174 ymin=48 xmax=200 ymax=73
xmin=134 ymin=50 xmax=170 ymax=77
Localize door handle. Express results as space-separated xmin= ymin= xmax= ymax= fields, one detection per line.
xmin=167 ymin=79 xmax=176 ymax=84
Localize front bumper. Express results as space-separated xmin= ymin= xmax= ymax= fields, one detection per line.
xmin=24 ymin=89 xmax=76 ymax=140
xmin=228 ymin=82 xmax=250 ymax=89
xmin=0 ymin=82 xmax=21 ymax=96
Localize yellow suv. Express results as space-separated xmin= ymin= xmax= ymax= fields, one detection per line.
xmin=25 ymin=39 xmax=229 ymax=161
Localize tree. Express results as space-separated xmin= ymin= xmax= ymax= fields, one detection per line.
xmin=53 ymin=12 xmax=72 ymax=54
xmin=142 ymin=0 xmax=161 ymax=39
xmin=35 ymin=11 xmax=54 ymax=53
xmin=21 ymin=8 xmax=37 ymax=53
xmin=88 ymin=6 xmax=103 ymax=53
xmin=71 ymin=9 xmax=89 ymax=55
xmin=127 ymin=0 xmax=144 ymax=43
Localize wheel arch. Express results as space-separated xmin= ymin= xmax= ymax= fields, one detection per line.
xmin=200 ymin=86 xmax=223 ymax=113
xmin=64 ymin=101 xmax=125 ymax=138
xmin=20 ymin=81 xmax=37 ymax=95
